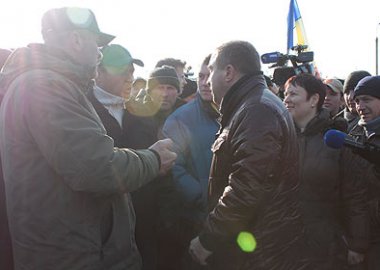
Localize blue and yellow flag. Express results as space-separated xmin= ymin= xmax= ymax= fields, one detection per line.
xmin=287 ymin=0 xmax=308 ymax=52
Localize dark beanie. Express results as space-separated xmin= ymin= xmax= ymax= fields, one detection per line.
xmin=343 ymin=70 xmax=371 ymax=93
xmin=354 ymin=76 xmax=380 ymax=99
xmin=147 ymin=65 xmax=180 ymax=92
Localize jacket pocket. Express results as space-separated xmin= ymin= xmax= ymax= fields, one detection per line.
xmin=211 ymin=131 xmax=229 ymax=176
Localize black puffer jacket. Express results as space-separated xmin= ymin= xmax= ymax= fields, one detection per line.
xmin=297 ymin=109 xmax=369 ymax=268
xmin=198 ymin=75 xmax=307 ymax=270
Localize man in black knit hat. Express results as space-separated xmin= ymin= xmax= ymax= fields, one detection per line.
xmin=155 ymin=58 xmax=188 ymax=94
xmin=146 ymin=65 xmax=183 ymax=114
xmin=135 ymin=65 xmax=186 ymax=132
xmin=127 ymin=65 xmax=185 ymax=270
xmin=343 ymin=70 xmax=371 ymax=132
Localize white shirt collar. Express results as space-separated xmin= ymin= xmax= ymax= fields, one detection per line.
xmin=94 ymin=85 xmax=125 ymax=107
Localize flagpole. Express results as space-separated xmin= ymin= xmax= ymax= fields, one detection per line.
xmin=376 ymin=23 xmax=379 ymax=75
xmin=287 ymin=0 xmax=295 ymax=54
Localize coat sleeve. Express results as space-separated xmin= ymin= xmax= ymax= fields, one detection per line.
xmin=163 ymin=114 xmax=203 ymax=205
xmin=24 ymin=72 xmax=159 ymax=195
xmin=200 ymin=104 xmax=284 ymax=250
xmin=341 ymin=148 xmax=370 ymax=253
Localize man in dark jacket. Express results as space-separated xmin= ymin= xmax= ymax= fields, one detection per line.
xmin=92 ymin=63 xmax=183 ymax=270
xmin=90 ymin=44 xmax=169 ymax=270
xmin=0 ymin=7 xmax=176 ymax=270
xmin=134 ymin=65 xmax=185 ymax=270
xmin=88 ymin=44 xmax=155 ymax=149
xmin=189 ymin=41 xmax=306 ymax=269
xmin=351 ymin=76 xmax=380 ymax=270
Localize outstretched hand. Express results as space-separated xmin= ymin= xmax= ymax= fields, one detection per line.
xmin=149 ymin=138 xmax=177 ymax=175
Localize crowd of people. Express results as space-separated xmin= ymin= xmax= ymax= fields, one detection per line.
xmin=0 ymin=6 xmax=379 ymax=270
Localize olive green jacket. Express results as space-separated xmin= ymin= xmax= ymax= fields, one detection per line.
xmin=0 ymin=44 xmax=159 ymax=270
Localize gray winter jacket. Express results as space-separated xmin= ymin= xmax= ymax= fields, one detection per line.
xmin=0 ymin=44 xmax=159 ymax=270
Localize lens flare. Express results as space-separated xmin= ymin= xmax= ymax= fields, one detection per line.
xmin=237 ymin=231 xmax=257 ymax=252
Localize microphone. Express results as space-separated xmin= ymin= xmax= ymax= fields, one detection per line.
xmin=324 ymin=129 xmax=380 ymax=167
xmin=324 ymin=129 xmax=366 ymax=150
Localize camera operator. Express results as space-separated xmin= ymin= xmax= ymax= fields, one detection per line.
xmin=350 ymin=75 xmax=380 ymax=270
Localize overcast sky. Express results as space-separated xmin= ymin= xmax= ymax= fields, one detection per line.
xmin=1 ymin=0 xmax=379 ymax=79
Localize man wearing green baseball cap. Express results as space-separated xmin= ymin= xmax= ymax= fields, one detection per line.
xmin=96 ymin=44 xmax=144 ymax=100
xmin=90 ymin=44 xmax=166 ymax=270
xmin=89 ymin=44 xmax=145 ymax=136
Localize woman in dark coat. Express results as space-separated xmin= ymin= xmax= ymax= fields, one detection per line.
xmin=284 ymin=73 xmax=369 ymax=269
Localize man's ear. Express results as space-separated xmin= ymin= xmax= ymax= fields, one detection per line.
xmin=69 ymin=30 xmax=84 ymax=51
xmin=225 ymin=64 xmax=236 ymax=83
xmin=310 ymin=93 xmax=320 ymax=107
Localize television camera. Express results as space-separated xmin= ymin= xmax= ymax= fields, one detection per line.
xmin=261 ymin=45 xmax=314 ymax=86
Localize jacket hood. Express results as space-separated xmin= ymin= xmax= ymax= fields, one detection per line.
xmin=0 ymin=43 xmax=95 ymax=102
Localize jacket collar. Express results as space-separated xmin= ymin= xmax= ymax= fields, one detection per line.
xmin=219 ymin=73 xmax=265 ymax=127
xmin=361 ymin=116 xmax=380 ymax=137
xmin=298 ymin=108 xmax=332 ymax=136
xmin=196 ymin=93 xmax=220 ymax=120
xmin=93 ymin=85 xmax=125 ymax=107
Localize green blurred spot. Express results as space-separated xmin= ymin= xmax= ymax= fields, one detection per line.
xmin=237 ymin=231 xmax=257 ymax=252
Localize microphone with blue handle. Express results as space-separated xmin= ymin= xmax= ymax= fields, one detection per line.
xmin=324 ymin=129 xmax=380 ymax=166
